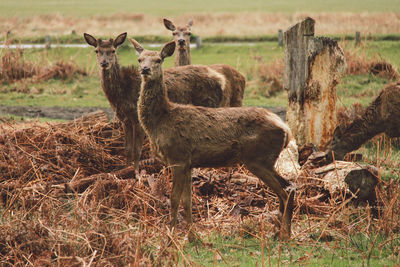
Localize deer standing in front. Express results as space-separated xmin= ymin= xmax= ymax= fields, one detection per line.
xmin=164 ymin=18 xmax=193 ymax=66
xmin=131 ymin=39 xmax=294 ymax=240
xmin=84 ymin=33 xmax=245 ymax=175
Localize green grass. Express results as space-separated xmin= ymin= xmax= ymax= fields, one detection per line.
xmin=1 ymin=0 xmax=400 ymax=17
xmin=180 ymin=232 xmax=399 ymax=266
xmin=0 ymin=40 xmax=398 ymax=109
xmin=336 ymin=75 xmax=391 ymax=107
xmin=0 ymin=42 xmax=286 ymax=108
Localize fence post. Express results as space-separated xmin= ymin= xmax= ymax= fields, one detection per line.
xmin=195 ymin=36 xmax=202 ymax=49
xmin=45 ymin=35 xmax=51 ymax=49
xmin=278 ymin=29 xmax=283 ymax=46
xmin=355 ymin=31 xmax=361 ymax=46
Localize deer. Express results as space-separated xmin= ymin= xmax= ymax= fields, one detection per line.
xmin=83 ymin=32 xmax=245 ymax=175
xmin=130 ymin=38 xmax=295 ymax=240
xmin=163 ymin=18 xmax=193 ymax=66
xmin=325 ymin=82 xmax=400 ymax=162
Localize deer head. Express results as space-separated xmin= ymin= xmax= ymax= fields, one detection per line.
xmin=163 ymin=18 xmax=193 ymax=50
xmin=84 ymin=32 xmax=127 ymax=70
xmin=130 ymin=38 xmax=175 ymax=80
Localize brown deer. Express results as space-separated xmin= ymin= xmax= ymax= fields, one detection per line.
xmin=163 ymin=18 xmax=193 ymax=66
xmin=130 ymin=38 xmax=294 ymax=240
xmin=84 ymin=33 xmax=245 ymax=174
xmin=325 ymin=82 xmax=400 ymax=162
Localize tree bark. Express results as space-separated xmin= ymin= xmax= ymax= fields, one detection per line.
xmin=284 ymin=17 xmax=346 ymax=150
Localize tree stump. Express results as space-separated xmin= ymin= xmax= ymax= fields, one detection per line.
xmin=284 ymin=17 xmax=347 ymax=150
xmin=301 ymin=152 xmax=379 ymax=203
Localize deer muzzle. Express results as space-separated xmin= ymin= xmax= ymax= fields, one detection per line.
xmin=141 ymin=67 xmax=151 ymax=75
xmin=101 ymin=61 xmax=109 ymax=69
xmin=178 ymin=39 xmax=185 ymax=46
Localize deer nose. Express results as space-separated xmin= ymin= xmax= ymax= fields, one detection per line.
xmin=141 ymin=66 xmax=150 ymax=75
xmin=178 ymin=39 xmax=185 ymax=46
xmin=101 ymin=61 xmax=108 ymax=68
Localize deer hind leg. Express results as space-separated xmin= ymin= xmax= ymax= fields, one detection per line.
xmin=245 ymin=163 xmax=294 ymax=240
xmin=133 ymin=123 xmax=146 ymax=175
xmin=170 ymin=164 xmax=191 ymax=228
xmin=124 ymin=121 xmax=134 ymax=165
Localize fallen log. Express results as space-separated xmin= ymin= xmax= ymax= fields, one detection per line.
xmin=68 ymin=166 xmax=136 ymax=193
xmin=300 ymin=158 xmax=379 ymax=203
xmin=67 ymin=157 xmax=165 ymax=193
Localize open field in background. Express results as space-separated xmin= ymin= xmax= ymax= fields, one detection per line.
xmin=1 ymin=40 xmax=400 ymax=108
xmin=1 ymin=0 xmax=400 ymax=16
xmin=1 ymin=12 xmax=400 ymax=40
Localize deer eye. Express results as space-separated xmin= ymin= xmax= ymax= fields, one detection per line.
xmin=138 ymin=58 xmax=142 ymax=63
xmin=185 ymin=32 xmax=191 ymax=36
xmin=95 ymin=50 xmax=99 ymax=54
xmin=111 ymin=50 xmax=116 ymax=54
xmin=156 ymin=59 xmax=162 ymax=63
xmin=172 ymin=32 xmax=177 ymax=36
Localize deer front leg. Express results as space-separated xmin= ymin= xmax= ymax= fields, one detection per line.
xmin=181 ymin=169 xmax=197 ymax=241
xmin=170 ymin=164 xmax=190 ymax=228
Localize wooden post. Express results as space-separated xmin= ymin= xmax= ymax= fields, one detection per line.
xmin=195 ymin=36 xmax=202 ymax=49
xmin=355 ymin=31 xmax=361 ymax=46
xmin=45 ymin=35 xmax=51 ymax=49
xmin=284 ymin=17 xmax=346 ymax=150
xmin=278 ymin=29 xmax=284 ymax=46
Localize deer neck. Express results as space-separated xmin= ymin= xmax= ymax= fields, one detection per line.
xmin=332 ymin=104 xmax=383 ymax=158
xmin=175 ymin=45 xmax=191 ymax=66
xmin=100 ymin=63 xmax=123 ymax=109
xmin=138 ymin=73 xmax=170 ymax=133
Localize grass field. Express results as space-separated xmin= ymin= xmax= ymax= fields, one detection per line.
xmin=1 ymin=40 xmax=399 ymax=108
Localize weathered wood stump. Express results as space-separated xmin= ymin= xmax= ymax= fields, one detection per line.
xmin=284 ymin=17 xmax=347 ymax=150
xmin=301 ymin=152 xmax=379 ymax=203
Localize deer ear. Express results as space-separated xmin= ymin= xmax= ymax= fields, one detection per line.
xmin=163 ymin=18 xmax=176 ymax=31
xmin=161 ymin=41 xmax=176 ymax=59
xmin=187 ymin=19 xmax=193 ymax=30
xmin=113 ymin=32 xmax=127 ymax=48
xmin=129 ymin=38 xmax=144 ymax=54
xmin=83 ymin=33 xmax=97 ymax=47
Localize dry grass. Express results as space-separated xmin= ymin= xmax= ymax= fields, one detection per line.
xmin=0 ymin=111 xmax=399 ymax=265
xmin=253 ymin=58 xmax=285 ymax=97
xmin=345 ymin=49 xmax=399 ymax=79
xmin=1 ymin=12 xmax=400 ymax=38
xmin=0 ymin=48 xmax=86 ymax=85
